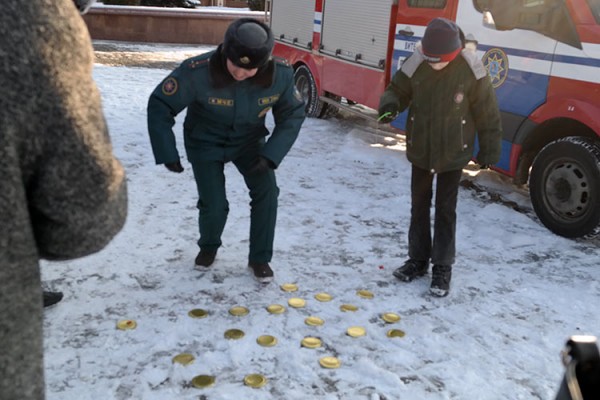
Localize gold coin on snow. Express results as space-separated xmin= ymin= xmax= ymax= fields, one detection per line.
xmin=340 ymin=304 xmax=358 ymax=312
xmin=387 ymin=329 xmax=406 ymax=338
xmin=319 ymin=356 xmax=341 ymax=369
xmin=256 ymin=335 xmax=277 ymax=347
xmin=288 ymin=297 xmax=306 ymax=308
xmin=244 ymin=373 xmax=268 ymax=388
xmin=346 ymin=326 xmax=366 ymax=338
xmin=356 ymin=289 xmax=374 ymax=299
xmin=381 ymin=313 xmax=401 ymax=323
xmin=305 ymin=316 xmax=325 ymax=326
xmin=301 ymin=337 xmax=322 ymax=349
xmin=266 ymin=304 xmax=286 ymax=314
xmin=172 ymin=353 xmax=195 ymax=366
xmin=224 ymin=329 xmax=245 ymax=339
xmin=229 ymin=306 xmax=249 ymax=316
xmin=280 ymin=283 xmax=298 ymax=292
xmin=188 ymin=308 xmax=208 ymax=318
xmin=314 ymin=292 xmax=333 ymax=302
xmin=191 ymin=375 xmax=215 ymax=388
xmin=116 ymin=319 xmax=137 ymax=330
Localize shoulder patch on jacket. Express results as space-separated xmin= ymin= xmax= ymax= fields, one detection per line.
xmin=401 ymin=46 xmax=426 ymax=78
xmin=184 ymin=56 xmax=210 ymax=70
xmin=460 ymin=49 xmax=488 ymax=80
xmin=273 ymin=56 xmax=291 ymax=68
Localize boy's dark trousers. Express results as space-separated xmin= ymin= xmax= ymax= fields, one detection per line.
xmin=408 ymin=165 xmax=462 ymax=266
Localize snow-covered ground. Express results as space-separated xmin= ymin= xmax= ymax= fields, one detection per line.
xmin=41 ymin=42 xmax=599 ymax=400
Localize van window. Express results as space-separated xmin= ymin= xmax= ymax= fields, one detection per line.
xmin=408 ymin=0 xmax=447 ymax=8
xmin=587 ymin=0 xmax=600 ymax=24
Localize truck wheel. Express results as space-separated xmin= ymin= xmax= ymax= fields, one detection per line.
xmin=529 ymin=136 xmax=600 ymax=238
xmin=294 ymin=65 xmax=324 ymax=118
xmin=319 ymin=94 xmax=340 ymax=119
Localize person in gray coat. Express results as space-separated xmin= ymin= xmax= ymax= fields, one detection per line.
xmin=0 ymin=1 xmax=128 ymax=399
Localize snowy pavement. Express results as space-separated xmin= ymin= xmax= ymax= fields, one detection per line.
xmin=40 ymin=42 xmax=600 ymax=400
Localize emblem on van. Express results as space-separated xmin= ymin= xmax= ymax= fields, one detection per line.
xmin=482 ymin=48 xmax=508 ymax=88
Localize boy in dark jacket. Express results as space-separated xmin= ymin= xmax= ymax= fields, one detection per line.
xmin=148 ymin=18 xmax=305 ymax=283
xmin=378 ymin=18 xmax=502 ymax=297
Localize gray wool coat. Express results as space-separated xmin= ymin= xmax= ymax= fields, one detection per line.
xmin=0 ymin=1 xmax=128 ymax=399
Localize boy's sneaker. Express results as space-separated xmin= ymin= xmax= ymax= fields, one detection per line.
xmin=249 ymin=262 xmax=274 ymax=284
xmin=393 ymin=259 xmax=428 ymax=282
xmin=430 ymin=265 xmax=452 ymax=297
xmin=195 ymin=250 xmax=217 ymax=268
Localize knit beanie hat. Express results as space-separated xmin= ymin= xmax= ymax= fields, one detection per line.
xmin=223 ymin=18 xmax=274 ymax=69
xmin=421 ymin=18 xmax=462 ymax=63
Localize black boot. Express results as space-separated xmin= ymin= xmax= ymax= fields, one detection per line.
xmin=194 ymin=250 xmax=217 ymax=268
xmin=430 ymin=265 xmax=452 ymax=297
xmin=249 ymin=262 xmax=274 ymax=284
xmin=43 ymin=291 xmax=64 ymax=308
xmin=393 ymin=259 xmax=428 ymax=282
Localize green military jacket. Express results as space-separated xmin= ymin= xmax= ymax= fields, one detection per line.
xmin=147 ymin=46 xmax=305 ymax=167
xmin=379 ymin=46 xmax=502 ymax=173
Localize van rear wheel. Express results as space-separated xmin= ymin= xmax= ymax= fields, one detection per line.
xmin=529 ymin=136 xmax=600 ymax=238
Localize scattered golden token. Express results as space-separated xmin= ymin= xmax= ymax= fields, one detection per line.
xmin=387 ymin=329 xmax=406 ymax=338
xmin=191 ymin=375 xmax=215 ymax=388
xmin=340 ymin=304 xmax=359 ymax=312
xmin=188 ymin=308 xmax=208 ymax=318
xmin=301 ymin=337 xmax=322 ymax=349
xmin=305 ymin=316 xmax=325 ymax=326
xmin=116 ymin=319 xmax=137 ymax=330
xmin=288 ymin=297 xmax=306 ymax=308
xmin=319 ymin=356 xmax=341 ymax=369
xmin=356 ymin=289 xmax=374 ymax=299
xmin=229 ymin=306 xmax=249 ymax=316
xmin=266 ymin=304 xmax=286 ymax=314
xmin=280 ymin=283 xmax=298 ymax=292
xmin=346 ymin=326 xmax=366 ymax=338
xmin=256 ymin=335 xmax=277 ymax=347
xmin=172 ymin=353 xmax=195 ymax=366
xmin=244 ymin=374 xmax=268 ymax=388
xmin=382 ymin=313 xmax=401 ymax=323
xmin=314 ymin=292 xmax=333 ymax=302
xmin=224 ymin=329 xmax=245 ymax=340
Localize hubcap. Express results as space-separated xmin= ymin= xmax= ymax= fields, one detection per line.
xmin=544 ymin=161 xmax=589 ymax=219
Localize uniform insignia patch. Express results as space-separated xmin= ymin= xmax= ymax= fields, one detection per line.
xmin=258 ymin=95 xmax=280 ymax=106
xmin=454 ymin=92 xmax=464 ymax=104
xmin=240 ymin=56 xmax=251 ymax=65
xmin=258 ymin=107 xmax=272 ymax=118
xmin=189 ymin=59 xmax=208 ymax=69
xmin=162 ymin=77 xmax=178 ymax=96
xmin=482 ymin=48 xmax=509 ymax=88
xmin=208 ymin=97 xmax=234 ymax=106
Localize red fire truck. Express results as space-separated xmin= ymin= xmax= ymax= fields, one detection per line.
xmin=268 ymin=0 xmax=600 ymax=239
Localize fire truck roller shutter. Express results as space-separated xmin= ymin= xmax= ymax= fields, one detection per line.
xmin=529 ymin=136 xmax=600 ymax=238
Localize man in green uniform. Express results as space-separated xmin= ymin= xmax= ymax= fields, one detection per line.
xmin=147 ymin=18 xmax=305 ymax=283
xmin=378 ymin=18 xmax=502 ymax=297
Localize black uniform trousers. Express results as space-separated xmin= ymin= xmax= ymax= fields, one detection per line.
xmin=190 ymin=148 xmax=279 ymax=264
xmin=408 ymin=165 xmax=462 ymax=266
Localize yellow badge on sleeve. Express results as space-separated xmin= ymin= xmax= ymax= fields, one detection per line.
xmin=162 ymin=77 xmax=178 ymax=96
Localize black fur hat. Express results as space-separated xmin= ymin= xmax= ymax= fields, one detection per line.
xmin=223 ymin=18 xmax=274 ymax=69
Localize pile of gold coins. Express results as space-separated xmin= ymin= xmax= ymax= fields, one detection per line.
xmin=116 ymin=283 xmax=406 ymax=389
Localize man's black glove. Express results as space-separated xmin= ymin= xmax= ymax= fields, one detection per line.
xmin=248 ymin=156 xmax=273 ymax=175
xmin=164 ymin=161 xmax=184 ymax=173
xmin=377 ymin=105 xmax=399 ymax=124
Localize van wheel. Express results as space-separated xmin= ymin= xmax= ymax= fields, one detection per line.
xmin=294 ymin=65 xmax=324 ymax=118
xmin=529 ymin=136 xmax=600 ymax=238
